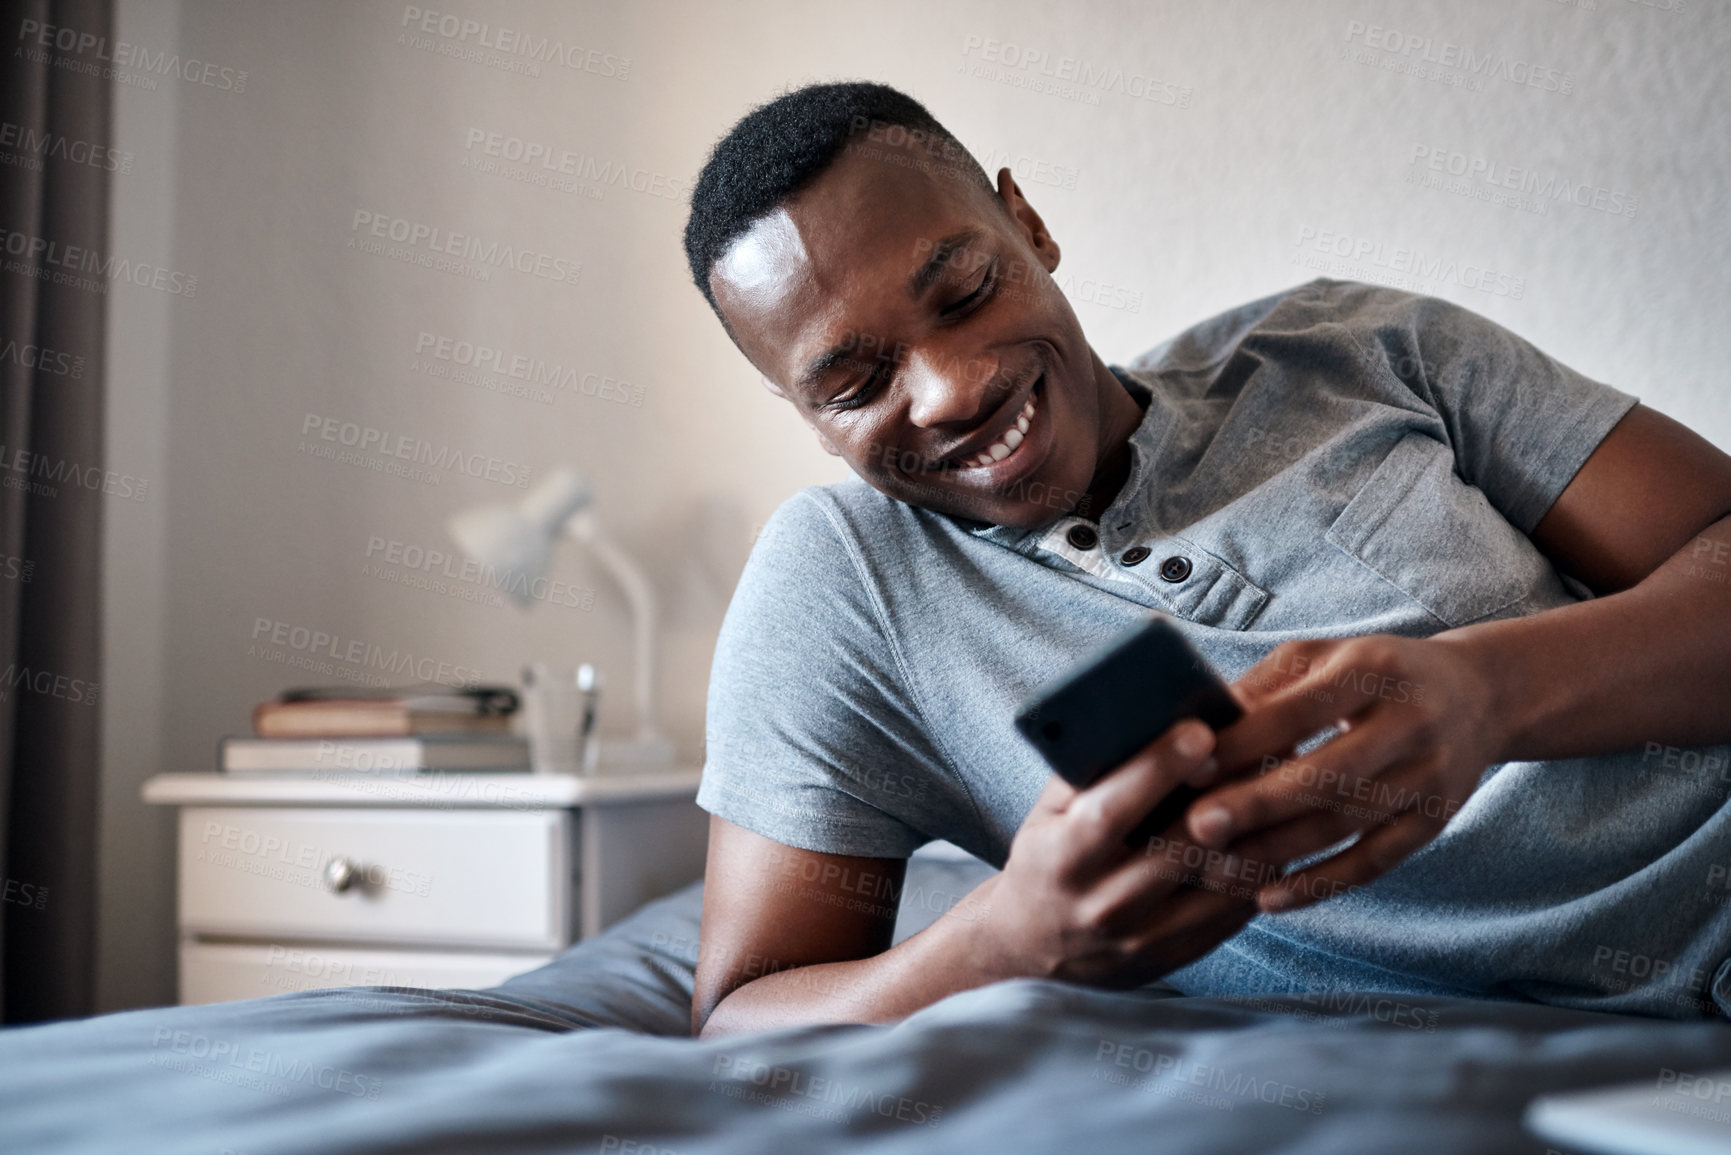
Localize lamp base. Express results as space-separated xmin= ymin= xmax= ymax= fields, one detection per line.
xmin=592 ymin=734 xmax=678 ymax=772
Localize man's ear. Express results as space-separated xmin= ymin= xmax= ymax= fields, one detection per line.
xmin=995 ymin=166 xmax=1060 ymax=274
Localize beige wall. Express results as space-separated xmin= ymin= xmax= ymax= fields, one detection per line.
xmin=101 ymin=0 xmax=1730 ymax=1008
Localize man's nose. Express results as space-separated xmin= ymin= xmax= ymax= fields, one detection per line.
xmin=902 ymin=350 xmax=998 ymax=429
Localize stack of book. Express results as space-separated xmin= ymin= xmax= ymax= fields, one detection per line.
xmin=221 ymin=685 xmax=529 ymax=776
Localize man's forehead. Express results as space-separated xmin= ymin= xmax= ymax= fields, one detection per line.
xmin=713 ymin=208 xmax=809 ymax=299
xmin=714 ymin=148 xmax=991 ymax=382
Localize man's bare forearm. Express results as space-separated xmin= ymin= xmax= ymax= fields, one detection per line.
xmin=699 ymin=876 xmax=1008 ymax=1037
xmin=1436 ymin=512 xmax=1731 ymax=761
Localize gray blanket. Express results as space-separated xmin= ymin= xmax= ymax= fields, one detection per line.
xmin=4 ymin=854 xmax=1731 ymax=1154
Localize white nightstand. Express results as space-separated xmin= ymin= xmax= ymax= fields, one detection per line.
xmin=141 ymin=769 xmax=708 ymax=1005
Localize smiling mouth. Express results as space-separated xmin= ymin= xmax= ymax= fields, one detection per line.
xmin=945 ymin=375 xmax=1041 ymax=471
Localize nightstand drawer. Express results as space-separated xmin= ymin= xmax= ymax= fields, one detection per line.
xmin=179 ymin=940 xmax=553 ymax=1006
xmin=179 ymin=807 xmax=572 ymax=950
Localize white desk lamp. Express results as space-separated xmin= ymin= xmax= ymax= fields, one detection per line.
xmin=447 ymin=467 xmax=675 ymax=769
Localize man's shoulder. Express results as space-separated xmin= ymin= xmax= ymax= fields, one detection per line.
xmin=756 ymin=476 xmax=972 ymax=564
xmin=1126 ymin=278 xmax=1451 ymax=376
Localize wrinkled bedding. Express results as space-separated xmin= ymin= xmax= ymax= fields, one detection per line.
xmin=4 ymin=853 xmax=1730 ymax=1154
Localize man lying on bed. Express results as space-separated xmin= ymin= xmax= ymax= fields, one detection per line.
xmin=682 ymin=82 xmax=1731 ymax=1038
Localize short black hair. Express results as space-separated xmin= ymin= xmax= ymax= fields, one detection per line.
xmin=683 ymin=81 xmax=993 ymax=321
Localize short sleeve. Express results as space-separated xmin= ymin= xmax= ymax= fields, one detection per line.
xmin=1346 ymin=284 xmax=1640 ymax=534
xmin=695 ymin=489 xmax=945 ymax=858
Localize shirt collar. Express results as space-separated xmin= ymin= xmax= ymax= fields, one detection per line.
xmin=953 ymin=364 xmax=1172 ymax=547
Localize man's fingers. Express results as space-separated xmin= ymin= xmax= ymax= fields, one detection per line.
xmin=1186 ymin=714 xmax=1418 ymax=849
xmin=1203 ymin=754 xmax=1447 ymax=877
xmin=1124 ymin=891 xmax=1258 ymax=971
xmin=1215 ymin=657 xmax=1362 ymax=774
xmin=1063 ymin=719 xmax=1217 ymax=871
xmin=1028 ymin=767 xmax=1081 ymax=816
xmin=1085 ymin=832 xmax=1229 ymax=930
xmin=1255 ymin=813 xmax=1440 ymax=914
xmin=1192 ymin=809 xmax=1362 ymax=893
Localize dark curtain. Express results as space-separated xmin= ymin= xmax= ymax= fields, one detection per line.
xmin=0 ymin=0 xmax=112 ymax=1023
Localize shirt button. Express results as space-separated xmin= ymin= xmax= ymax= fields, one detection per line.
xmin=1158 ymin=555 xmax=1192 ymax=582
xmin=1066 ymin=524 xmax=1099 ymax=551
xmin=1120 ymin=546 xmax=1151 ymax=566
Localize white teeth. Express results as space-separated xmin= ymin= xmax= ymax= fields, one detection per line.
xmin=959 ymin=384 xmax=1038 ymax=469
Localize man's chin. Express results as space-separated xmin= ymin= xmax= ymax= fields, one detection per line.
xmin=870 ymin=473 xmax=1081 ymax=530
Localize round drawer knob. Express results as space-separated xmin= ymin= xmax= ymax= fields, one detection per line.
xmin=324 ymin=856 xmax=359 ymax=894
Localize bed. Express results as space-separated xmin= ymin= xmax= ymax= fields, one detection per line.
xmin=5 ymin=850 xmax=1731 ymax=1154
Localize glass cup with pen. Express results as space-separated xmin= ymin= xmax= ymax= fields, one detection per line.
xmin=521 ymin=661 xmax=602 ymax=774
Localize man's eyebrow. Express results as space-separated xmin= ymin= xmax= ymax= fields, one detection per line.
xmin=796 ymin=345 xmax=859 ymax=393
xmin=908 ymin=229 xmax=982 ymax=299
xmin=794 ymin=229 xmax=985 ymax=395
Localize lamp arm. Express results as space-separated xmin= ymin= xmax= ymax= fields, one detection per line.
xmin=563 ymin=513 xmax=659 ymax=740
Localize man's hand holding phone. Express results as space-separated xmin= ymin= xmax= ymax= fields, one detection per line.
xmin=974 ymin=717 xmax=1258 ymax=989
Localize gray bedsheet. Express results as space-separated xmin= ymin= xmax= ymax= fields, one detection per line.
xmin=5 ymin=854 xmax=1731 ymax=1154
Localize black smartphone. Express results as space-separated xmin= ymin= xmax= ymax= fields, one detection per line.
xmin=1013 ymin=615 xmax=1242 ymax=846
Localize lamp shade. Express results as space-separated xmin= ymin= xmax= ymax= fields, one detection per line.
xmin=446 ymin=467 xmax=592 ymax=605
